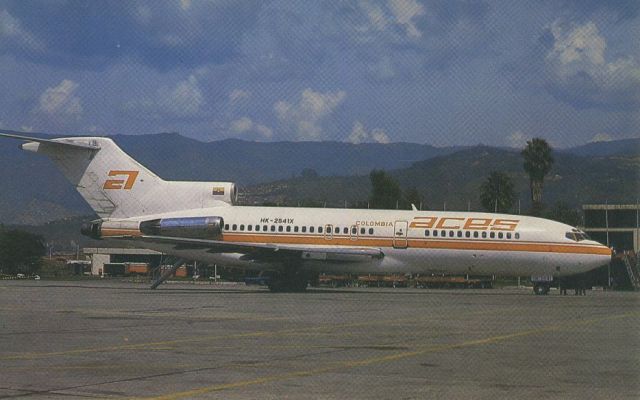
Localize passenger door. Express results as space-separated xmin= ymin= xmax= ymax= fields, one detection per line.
xmin=393 ymin=220 xmax=408 ymax=249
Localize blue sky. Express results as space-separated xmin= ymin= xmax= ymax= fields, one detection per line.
xmin=0 ymin=0 xmax=638 ymax=147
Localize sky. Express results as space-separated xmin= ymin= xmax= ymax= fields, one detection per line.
xmin=0 ymin=0 xmax=638 ymax=147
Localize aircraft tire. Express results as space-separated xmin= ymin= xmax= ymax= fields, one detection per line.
xmin=533 ymin=283 xmax=550 ymax=295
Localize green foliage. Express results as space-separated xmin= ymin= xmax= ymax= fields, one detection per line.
xmin=403 ymin=187 xmax=423 ymax=210
xmin=369 ymin=170 xmax=402 ymax=209
xmin=300 ymin=168 xmax=319 ymax=179
xmin=0 ymin=229 xmax=46 ymax=275
xmin=480 ymin=171 xmax=516 ymax=213
xmin=521 ymin=138 xmax=554 ymax=205
xmin=545 ymin=202 xmax=582 ymax=227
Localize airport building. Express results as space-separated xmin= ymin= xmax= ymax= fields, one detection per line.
xmin=83 ymin=247 xmax=163 ymax=276
xmin=582 ymin=204 xmax=640 ymax=253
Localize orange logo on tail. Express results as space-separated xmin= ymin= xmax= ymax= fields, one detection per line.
xmin=103 ymin=170 xmax=139 ymax=190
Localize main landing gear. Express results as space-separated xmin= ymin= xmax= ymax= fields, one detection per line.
xmin=267 ymin=264 xmax=310 ymax=292
xmin=533 ymin=283 xmax=551 ymax=295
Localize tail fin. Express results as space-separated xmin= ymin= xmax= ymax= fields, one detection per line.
xmin=1 ymin=133 xmax=236 ymax=219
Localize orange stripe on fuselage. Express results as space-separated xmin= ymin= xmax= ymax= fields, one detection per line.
xmin=221 ymin=233 xmax=611 ymax=256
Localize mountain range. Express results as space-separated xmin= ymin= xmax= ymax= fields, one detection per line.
xmin=0 ymin=130 xmax=638 ymax=225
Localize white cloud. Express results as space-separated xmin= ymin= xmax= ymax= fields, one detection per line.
xmin=126 ymin=75 xmax=204 ymax=118
xmin=158 ymin=75 xmax=203 ymax=116
xmin=229 ymin=89 xmax=251 ymax=104
xmin=388 ymin=0 xmax=426 ymax=38
xmin=274 ymin=88 xmax=346 ymax=140
xmin=134 ymin=5 xmax=152 ymax=25
xmin=371 ymin=128 xmax=390 ymax=143
xmin=549 ymin=21 xmax=604 ymax=66
xmin=545 ymin=20 xmax=640 ymax=109
xmin=348 ymin=121 xmax=368 ymax=144
xmin=0 ymin=9 xmax=43 ymax=51
xmin=180 ymin=0 xmax=191 ymax=11
xmin=360 ymin=2 xmax=389 ymax=32
xmin=230 ymin=117 xmax=273 ymax=138
xmin=347 ymin=121 xmax=391 ymax=144
xmin=589 ymin=133 xmax=612 ymax=143
xmin=506 ymin=131 xmax=528 ymax=148
xmin=38 ymin=79 xmax=83 ymax=116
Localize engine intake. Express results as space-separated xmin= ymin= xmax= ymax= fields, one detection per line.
xmin=140 ymin=216 xmax=224 ymax=239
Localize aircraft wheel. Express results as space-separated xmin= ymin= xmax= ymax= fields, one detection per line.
xmin=533 ymin=283 xmax=550 ymax=295
xmin=267 ymin=271 xmax=308 ymax=292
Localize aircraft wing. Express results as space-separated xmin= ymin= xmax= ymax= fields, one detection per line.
xmin=137 ymin=235 xmax=384 ymax=263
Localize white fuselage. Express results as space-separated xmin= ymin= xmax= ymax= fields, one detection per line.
xmin=108 ymin=206 xmax=611 ymax=278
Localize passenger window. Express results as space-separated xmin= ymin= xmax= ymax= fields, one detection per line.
xmin=286 ymin=226 xmax=291 ymax=232
xmin=482 ymin=232 xmax=487 ymax=238
xmin=247 ymin=225 xmax=252 ymax=231
xmin=351 ymin=227 xmax=357 ymax=234
xmin=240 ymin=225 xmax=245 ymax=231
xmin=360 ymin=227 xmax=366 ymax=235
xmin=318 ymin=226 xmax=323 ymax=233
xmin=224 ymin=224 xmax=229 ymax=230
xmin=270 ymin=225 xmax=275 ymax=232
xmin=335 ymin=227 xmax=339 ymax=234
xmin=515 ymin=232 xmax=520 ymax=239
xmin=278 ymin=226 xmax=284 ymax=232
xmin=232 ymin=224 xmax=237 ymax=231
xmin=433 ymin=230 xmax=438 ymax=237
xmin=507 ymin=232 xmax=511 ymax=239
xmin=425 ymin=230 xmax=430 ymax=237
xmin=498 ymin=232 xmax=503 ymax=239
xmin=343 ymin=227 xmax=349 ymax=234
xmin=449 ymin=231 xmax=454 ymax=237
xmin=473 ymin=231 xmax=479 ymax=238
xmin=441 ymin=230 xmax=446 ymax=237
xmin=310 ymin=227 xmax=315 ymax=233
xmin=465 ymin=231 xmax=471 ymax=238
xmin=369 ymin=228 xmax=374 ymax=235
xmin=490 ymin=232 xmax=495 ymax=239
xmin=294 ymin=226 xmax=299 ymax=233
xmin=263 ymin=225 xmax=268 ymax=231
xmin=457 ymin=231 xmax=462 ymax=238
xmin=302 ymin=226 xmax=307 ymax=233
xmin=255 ymin=225 xmax=260 ymax=232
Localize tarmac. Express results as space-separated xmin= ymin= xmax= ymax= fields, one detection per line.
xmin=0 ymin=280 xmax=638 ymax=399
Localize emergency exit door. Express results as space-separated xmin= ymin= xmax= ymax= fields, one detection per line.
xmin=393 ymin=220 xmax=408 ymax=248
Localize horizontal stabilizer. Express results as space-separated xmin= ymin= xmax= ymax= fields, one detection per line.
xmin=0 ymin=131 xmax=100 ymax=150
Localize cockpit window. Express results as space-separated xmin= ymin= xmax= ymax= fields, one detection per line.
xmin=566 ymin=231 xmax=590 ymax=241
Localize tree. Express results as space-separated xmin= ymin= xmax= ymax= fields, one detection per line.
xmin=300 ymin=168 xmax=318 ymax=179
xmin=369 ymin=170 xmax=402 ymax=209
xmin=480 ymin=171 xmax=516 ymax=213
xmin=0 ymin=230 xmax=46 ymax=275
xmin=545 ymin=202 xmax=581 ymax=227
xmin=403 ymin=187 xmax=423 ymax=210
xmin=521 ymin=138 xmax=554 ymax=213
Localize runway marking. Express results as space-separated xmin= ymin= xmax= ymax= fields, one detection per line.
xmin=0 ymin=316 xmax=435 ymax=361
xmin=140 ymin=311 xmax=639 ymax=400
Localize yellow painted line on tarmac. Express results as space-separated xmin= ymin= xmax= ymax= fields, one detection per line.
xmin=0 ymin=316 xmax=429 ymax=361
xmin=139 ymin=311 xmax=639 ymax=400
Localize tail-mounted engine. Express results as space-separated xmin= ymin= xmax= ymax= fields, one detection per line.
xmin=139 ymin=216 xmax=224 ymax=239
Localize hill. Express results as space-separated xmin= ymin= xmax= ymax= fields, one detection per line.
xmin=0 ymin=131 xmax=457 ymax=224
xmin=0 ymin=129 xmax=637 ymax=224
xmin=242 ymin=147 xmax=640 ymax=212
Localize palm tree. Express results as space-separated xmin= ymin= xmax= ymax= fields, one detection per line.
xmin=480 ymin=171 xmax=516 ymax=213
xmin=521 ymin=138 xmax=554 ymax=210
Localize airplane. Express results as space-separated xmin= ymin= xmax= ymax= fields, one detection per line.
xmin=0 ymin=131 xmax=612 ymax=294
